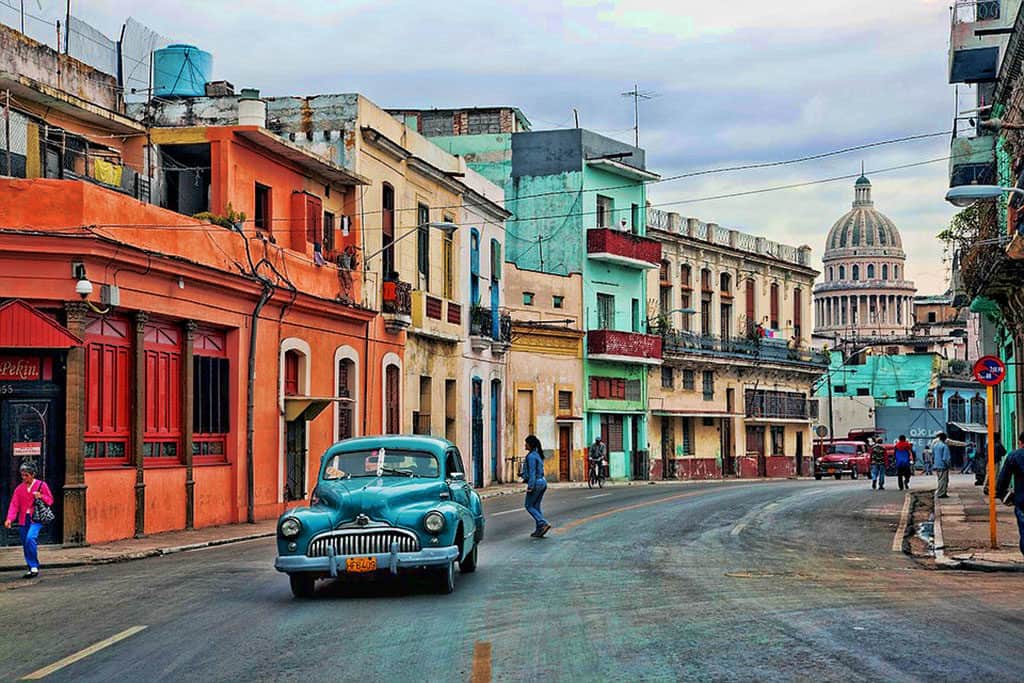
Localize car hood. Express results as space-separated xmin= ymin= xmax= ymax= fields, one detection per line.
xmin=818 ymin=454 xmax=856 ymax=462
xmin=315 ymin=477 xmax=445 ymax=524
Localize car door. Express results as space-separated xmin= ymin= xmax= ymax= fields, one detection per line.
xmin=445 ymin=449 xmax=475 ymax=538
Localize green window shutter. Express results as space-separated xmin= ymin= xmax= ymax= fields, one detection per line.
xmin=490 ymin=239 xmax=501 ymax=281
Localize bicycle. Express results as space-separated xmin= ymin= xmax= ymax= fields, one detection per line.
xmin=588 ymin=459 xmax=606 ymax=489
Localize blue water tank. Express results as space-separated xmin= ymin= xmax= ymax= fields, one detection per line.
xmin=152 ymin=44 xmax=213 ymax=98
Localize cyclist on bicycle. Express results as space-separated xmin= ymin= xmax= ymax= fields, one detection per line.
xmin=588 ymin=436 xmax=606 ymax=480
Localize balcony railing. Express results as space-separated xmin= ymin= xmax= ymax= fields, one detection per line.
xmin=744 ymin=390 xmax=810 ymax=420
xmin=382 ymin=278 xmax=412 ymax=332
xmin=586 ymin=228 xmax=661 ymax=269
xmin=587 ymin=329 xmax=662 ymax=363
xmin=469 ymin=306 xmax=513 ymax=353
xmin=659 ymin=329 xmax=828 ymax=368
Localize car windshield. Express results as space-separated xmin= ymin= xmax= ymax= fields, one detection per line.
xmin=322 ymin=448 xmax=440 ymax=480
xmin=830 ymin=444 xmax=858 ymax=455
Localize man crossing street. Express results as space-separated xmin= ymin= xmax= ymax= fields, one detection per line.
xmin=933 ymin=432 xmax=952 ymax=498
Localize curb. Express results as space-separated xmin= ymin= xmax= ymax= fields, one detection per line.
xmin=930 ymin=487 xmax=1024 ymax=572
xmin=932 ymin=487 xmax=959 ymax=569
xmin=0 ymin=530 xmax=276 ymax=573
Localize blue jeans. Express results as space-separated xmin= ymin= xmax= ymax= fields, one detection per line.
xmin=1015 ymin=505 xmax=1024 ymax=558
xmin=871 ymin=464 xmax=886 ymax=487
xmin=18 ymin=521 xmax=43 ymax=570
xmin=525 ymin=480 xmax=548 ymax=529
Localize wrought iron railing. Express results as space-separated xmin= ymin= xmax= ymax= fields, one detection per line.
xmin=382 ymin=279 xmax=412 ymax=316
xmin=659 ymin=329 xmax=828 ymax=367
xmin=469 ymin=306 xmax=512 ymax=343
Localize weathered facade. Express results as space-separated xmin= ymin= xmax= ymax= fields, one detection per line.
xmin=647 ymin=208 xmax=825 ymax=478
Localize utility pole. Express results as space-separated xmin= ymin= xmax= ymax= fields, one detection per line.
xmin=537 ymin=235 xmax=544 ymax=271
xmin=621 ymin=84 xmax=654 ymax=148
xmin=4 ymin=90 xmax=10 ymax=177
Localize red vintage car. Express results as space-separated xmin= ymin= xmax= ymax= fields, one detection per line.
xmin=813 ymin=440 xmax=870 ymax=480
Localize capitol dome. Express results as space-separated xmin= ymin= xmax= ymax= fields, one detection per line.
xmin=812 ymin=175 xmax=916 ymax=338
xmin=824 ymin=175 xmax=904 ymax=254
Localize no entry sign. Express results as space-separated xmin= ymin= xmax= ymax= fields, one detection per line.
xmin=973 ymin=355 xmax=1007 ymax=386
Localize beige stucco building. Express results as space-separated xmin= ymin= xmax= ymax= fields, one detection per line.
xmin=646 ymin=208 xmax=826 ymax=479
xmin=504 ymin=264 xmax=586 ymax=482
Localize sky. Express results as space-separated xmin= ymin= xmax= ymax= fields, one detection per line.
xmin=3 ymin=0 xmax=960 ymax=293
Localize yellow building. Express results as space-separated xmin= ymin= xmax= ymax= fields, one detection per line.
xmin=504 ymin=264 xmax=586 ymax=482
xmin=646 ymin=209 xmax=826 ymax=479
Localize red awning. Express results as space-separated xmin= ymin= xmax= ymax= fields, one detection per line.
xmin=0 ymin=300 xmax=82 ymax=348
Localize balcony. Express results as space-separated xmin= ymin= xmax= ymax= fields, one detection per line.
xmin=382 ymin=278 xmax=412 ymax=333
xmin=744 ymin=389 xmax=810 ymax=421
xmin=586 ymin=329 xmax=662 ymax=365
xmin=410 ymin=290 xmax=462 ymax=343
xmin=949 ymin=0 xmax=1011 ymax=83
xmin=949 ymin=117 xmax=996 ymax=187
xmin=469 ymin=306 xmax=513 ymax=355
xmin=586 ymin=228 xmax=661 ymax=269
xmin=659 ymin=329 xmax=829 ymax=370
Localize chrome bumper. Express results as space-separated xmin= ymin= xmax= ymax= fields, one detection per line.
xmin=275 ymin=544 xmax=459 ymax=577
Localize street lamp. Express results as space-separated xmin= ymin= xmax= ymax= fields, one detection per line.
xmin=362 ymin=221 xmax=459 ymax=267
xmin=944 ymin=185 xmax=1024 ymax=208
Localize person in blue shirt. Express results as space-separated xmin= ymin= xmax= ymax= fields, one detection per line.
xmin=933 ymin=432 xmax=952 ymax=498
xmin=522 ymin=435 xmax=551 ymax=538
xmin=995 ymin=431 xmax=1024 ymax=558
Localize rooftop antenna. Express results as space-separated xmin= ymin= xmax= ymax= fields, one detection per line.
xmin=621 ymin=84 xmax=656 ymax=148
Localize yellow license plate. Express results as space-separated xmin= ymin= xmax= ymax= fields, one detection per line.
xmin=346 ymin=557 xmax=377 ymax=573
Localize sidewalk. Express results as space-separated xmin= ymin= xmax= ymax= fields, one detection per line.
xmin=933 ymin=473 xmax=1024 ymax=571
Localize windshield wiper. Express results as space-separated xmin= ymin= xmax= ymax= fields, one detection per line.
xmin=379 ymin=466 xmax=414 ymax=477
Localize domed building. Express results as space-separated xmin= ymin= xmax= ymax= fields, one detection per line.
xmin=813 ymin=175 xmax=917 ymax=337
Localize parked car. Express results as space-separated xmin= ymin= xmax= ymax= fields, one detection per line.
xmin=813 ymin=440 xmax=870 ymax=480
xmin=274 ymin=435 xmax=485 ymax=598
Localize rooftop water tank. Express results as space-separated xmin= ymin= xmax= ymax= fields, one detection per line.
xmin=153 ymin=44 xmax=213 ymax=98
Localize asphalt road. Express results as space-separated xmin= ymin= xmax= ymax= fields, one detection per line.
xmin=2 ymin=479 xmax=1022 ymax=682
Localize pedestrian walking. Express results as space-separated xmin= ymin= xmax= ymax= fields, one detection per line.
xmin=922 ymin=445 xmax=933 ymax=475
xmin=869 ymin=438 xmax=887 ymax=490
xmin=961 ymin=442 xmax=976 ymax=474
xmin=933 ymin=433 xmax=952 ymax=498
xmin=522 ymin=435 xmax=550 ymax=538
xmin=894 ymin=435 xmax=914 ymax=490
xmin=3 ymin=462 xmax=54 ymax=579
xmin=995 ymin=431 xmax=1024 ymax=558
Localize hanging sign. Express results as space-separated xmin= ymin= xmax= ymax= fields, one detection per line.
xmin=0 ymin=357 xmax=41 ymax=381
xmin=973 ymin=355 xmax=1007 ymax=387
xmin=13 ymin=442 xmax=42 ymax=457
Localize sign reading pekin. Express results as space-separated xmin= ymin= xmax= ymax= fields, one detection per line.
xmin=0 ymin=356 xmax=41 ymax=381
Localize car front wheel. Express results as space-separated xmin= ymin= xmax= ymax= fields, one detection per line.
xmin=814 ymin=473 xmax=822 ymax=480
xmin=834 ymin=473 xmax=842 ymax=480
xmin=850 ymin=469 xmax=859 ymax=480
xmin=434 ymin=560 xmax=455 ymax=594
xmin=289 ymin=573 xmax=316 ymax=599
xmin=460 ymin=543 xmax=478 ymax=573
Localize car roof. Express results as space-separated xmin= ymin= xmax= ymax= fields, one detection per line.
xmin=325 ymin=434 xmax=455 ymax=457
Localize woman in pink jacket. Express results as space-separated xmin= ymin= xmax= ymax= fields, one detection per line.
xmin=4 ymin=462 xmax=54 ymax=578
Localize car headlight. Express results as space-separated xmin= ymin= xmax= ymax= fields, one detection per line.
xmin=280 ymin=517 xmax=302 ymax=538
xmin=424 ymin=511 xmax=445 ymax=534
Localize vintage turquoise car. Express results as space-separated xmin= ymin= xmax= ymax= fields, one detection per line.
xmin=274 ymin=435 xmax=484 ymax=598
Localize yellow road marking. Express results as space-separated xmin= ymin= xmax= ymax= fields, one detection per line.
xmin=22 ymin=625 xmax=147 ymax=680
xmin=552 ymin=489 xmax=705 ymax=534
xmin=470 ymin=640 xmax=492 ymax=683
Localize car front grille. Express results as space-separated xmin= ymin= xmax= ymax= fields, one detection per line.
xmin=307 ymin=529 xmax=421 ymax=557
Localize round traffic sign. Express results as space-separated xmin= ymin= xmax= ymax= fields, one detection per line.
xmin=815 ymin=425 xmax=829 ymax=438
xmin=973 ymin=355 xmax=1007 ymax=386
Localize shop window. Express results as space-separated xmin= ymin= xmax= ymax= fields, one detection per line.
xmin=770 ymin=426 xmax=785 ymax=455
xmin=193 ymin=328 xmax=229 ymax=462
xmin=143 ymin=320 xmax=182 ymax=463
xmin=84 ymin=316 xmax=131 ymax=465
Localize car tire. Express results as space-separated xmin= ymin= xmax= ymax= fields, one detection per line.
xmin=850 ymin=469 xmax=859 ymax=480
xmin=435 ymin=560 xmax=455 ymax=594
xmin=834 ymin=473 xmax=842 ymax=480
xmin=460 ymin=543 xmax=478 ymax=573
xmin=814 ymin=473 xmax=822 ymax=480
xmin=289 ymin=573 xmax=316 ymax=599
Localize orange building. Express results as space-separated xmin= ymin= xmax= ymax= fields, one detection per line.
xmin=0 ymin=34 xmax=403 ymax=546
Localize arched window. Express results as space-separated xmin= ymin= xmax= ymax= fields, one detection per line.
xmin=719 ymin=272 xmax=732 ymax=295
xmin=948 ymin=394 xmax=966 ymax=423
xmin=470 ymin=228 xmax=481 ymax=306
xmin=335 ymin=348 xmax=359 ymax=441
xmin=770 ymin=283 xmax=780 ymax=329
xmin=280 ymin=339 xmax=312 ymax=502
xmin=867 ymin=264 xmax=875 ymax=279
xmin=882 ymin=264 xmax=888 ymax=280
xmin=827 ymin=266 xmax=833 ymax=281
xmin=839 ymin=265 xmax=846 ymax=280
xmin=852 ymin=265 xmax=860 ymax=281
xmin=383 ymin=354 xmax=402 ymax=434
xmin=971 ymin=396 xmax=986 ymax=424
xmin=893 ymin=265 xmax=899 ymax=280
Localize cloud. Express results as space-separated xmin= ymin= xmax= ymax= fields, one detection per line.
xmin=51 ymin=0 xmax=957 ymax=293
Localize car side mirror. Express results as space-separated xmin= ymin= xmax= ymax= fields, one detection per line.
xmin=449 ymin=471 xmax=465 ymax=482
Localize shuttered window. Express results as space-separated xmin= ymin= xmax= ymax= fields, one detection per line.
xmin=143 ymin=321 xmax=182 ymax=461
xmin=194 ymin=327 xmax=229 ymax=462
xmin=84 ymin=316 xmax=131 ymax=465
xmin=385 ymin=364 xmax=400 ymax=434
xmin=600 ymin=414 xmax=624 ymax=452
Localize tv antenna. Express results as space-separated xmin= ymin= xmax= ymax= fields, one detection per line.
xmin=621 ymin=84 xmax=656 ymax=148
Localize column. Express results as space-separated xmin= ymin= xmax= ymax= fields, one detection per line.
xmin=62 ymin=302 xmax=89 ymax=547
xmin=133 ymin=311 xmax=148 ymax=537
xmin=183 ymin=320 xmax=197 ymax=530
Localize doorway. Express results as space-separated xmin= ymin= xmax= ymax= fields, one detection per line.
xmin=490 ymin=380 xmax=501 ymax=484
xmin=2 ymin=398 xmax=62 ymax=546
xmin=746 ymin=425 xmax=766 ymax=477
xmin=471 ymin=379 xmax=484 ymax=488
xmin=795 ymin=431 xmax=804 ymax=476
xmin=558 ymin=425 xmax=572 ymax=482
xmin=285 ymin=419 xmax=307 ymax=501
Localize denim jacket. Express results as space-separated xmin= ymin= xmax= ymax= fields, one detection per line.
xmin=524 ymin=449 xmax=546 ymax=489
